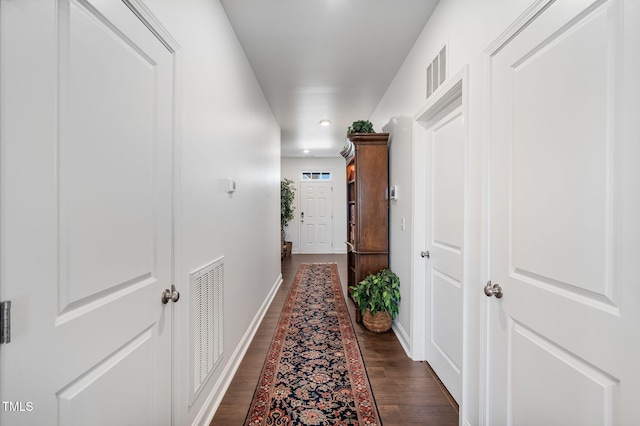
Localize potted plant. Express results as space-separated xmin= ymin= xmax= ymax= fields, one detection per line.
xmin=350 ymin=269 xmax=401 ymax=333
xmin=346 ymin=119 xmax=375 ymax=136
xmin=280 ymin=178 xmax=296 ymax=257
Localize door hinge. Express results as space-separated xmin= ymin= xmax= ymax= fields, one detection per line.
xmin=1 ymin=300 xmax=11 ymax=344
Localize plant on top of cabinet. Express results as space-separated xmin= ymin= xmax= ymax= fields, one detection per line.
xmin=346 ymin=120 xmax=374 ymax=136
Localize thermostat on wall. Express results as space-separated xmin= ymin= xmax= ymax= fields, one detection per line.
xmin=227 ymin=178 xmax=237 ymax=193
xmin=390 ymin=185 xmax=398 ymax=201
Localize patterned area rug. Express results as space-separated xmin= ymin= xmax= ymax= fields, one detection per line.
xmin=245 ymin=263 xmax=381 ymax=425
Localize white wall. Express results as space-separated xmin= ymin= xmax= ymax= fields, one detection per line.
xmin=145 ymin=1 xmax=281 ymax=424
xmin=281 ymin=157 xmax=347 ymax=254
xmin=369 ymin=0 xmax=536 ymax=425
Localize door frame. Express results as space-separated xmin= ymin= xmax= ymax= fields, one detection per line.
xmin=411 ymin=65 xmax=470 ymax=410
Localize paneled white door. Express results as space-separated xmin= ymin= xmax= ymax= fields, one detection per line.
xmin=299 ymin=182 xmax=333 ymax=253
xmin=0 ymin=1 xmax=175 ymax=424
xmin=487 ymin=0 xmax=640 ymax=424
xmin=424 ymin=103 xmax=464 ymax=404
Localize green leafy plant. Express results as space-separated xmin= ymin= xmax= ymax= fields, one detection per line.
xmin=350 ymin=268 xmax=401 ymax=319
xmin=280 ymin=178 xmax=296 ymax=227
xmin=346 ymin=120 xmax=375 ymax=135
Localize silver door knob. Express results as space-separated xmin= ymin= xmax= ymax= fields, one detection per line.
xmin=484 ymin=281 xmax=503 ymax=298
xmin=161 ymin=286 xmax=180 ymax=304
xmin=420 ymin=250 xmax=430 ymax=258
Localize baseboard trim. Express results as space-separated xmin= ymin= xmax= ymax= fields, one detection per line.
xmin=194 ymin=273 xmax=284 ymax=426
xmin=392 ymin=320 xmax=412 ymax=358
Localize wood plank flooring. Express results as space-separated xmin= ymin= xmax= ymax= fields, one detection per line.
xmin=210 ymin=254 xmax=459 ymax=425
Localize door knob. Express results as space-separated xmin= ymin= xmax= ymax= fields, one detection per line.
xmin=484 ymin=281 xmax=503 ymax=298
xmin=420 ymin=250 xmax=430 ymax=258
xmin=161 ymin=286 xmax=180 ymax=304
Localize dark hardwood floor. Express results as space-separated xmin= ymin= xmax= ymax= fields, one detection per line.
xmin=210 ymin=254 xmax=459 ymax=425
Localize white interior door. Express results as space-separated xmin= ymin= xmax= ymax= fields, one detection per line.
xmin=0 ymin=1 xmax=175 ymax=424
xmin=299 ymin=182 xmax=333 ymax=254
xmin=487 ymin=0 xmax=640 ymax=424
xmin=424 ymin=103 xmax=464 ymax=403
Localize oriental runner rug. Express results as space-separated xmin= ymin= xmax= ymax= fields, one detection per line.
xmin=245 ymin=263 xmax=381 ymax=425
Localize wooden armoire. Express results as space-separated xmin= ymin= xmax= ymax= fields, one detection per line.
xmin=341 ymin=133 xmax=390 ymax=301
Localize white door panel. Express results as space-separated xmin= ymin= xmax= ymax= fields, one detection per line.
xmin=509 ymin=323 xmax=618 ymax=426
xmin=425 ymin=105 xmax=464 ymax=403
xmin=431 ymin=271 xmax=462 ymax=369
xmin=300 ymin=182 xmax=333 ymax=253
xmin=1 ymin=1 xmax=174 ymax=424
xmin=488 ymin=0 xmax=640 ymax=424
xmin=60 ymin=0 xmax=158 ymax=310
xmin=57 ymin=329 xmax=156 ymax=425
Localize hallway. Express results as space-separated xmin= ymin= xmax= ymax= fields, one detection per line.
xmin=211 ymin=254 xmax=458 ymax=425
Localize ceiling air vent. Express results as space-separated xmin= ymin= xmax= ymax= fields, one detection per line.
xmin=426 ymin=45 xmax=447 ymax=98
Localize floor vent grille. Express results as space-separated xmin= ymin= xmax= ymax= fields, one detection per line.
xmin=189 ymin=257 xmax=224 ymax=404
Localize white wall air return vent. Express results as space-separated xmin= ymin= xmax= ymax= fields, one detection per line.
xmin=427 ymin=45 xmax=447 ymax=98
xmin=189 ymin=257 xmax=224 ymax=405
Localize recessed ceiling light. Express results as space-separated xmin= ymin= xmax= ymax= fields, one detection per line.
xmin=319 ymin=119 xmax=331 ymax=126
xmin=303 ymin=149 xmax=310 ymax=154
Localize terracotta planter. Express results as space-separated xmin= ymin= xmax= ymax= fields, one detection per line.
xmin=362 ymin=310 xmax=392 ymax=333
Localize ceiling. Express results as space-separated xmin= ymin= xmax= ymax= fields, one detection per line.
xmin=220 ymin=0 xmax=440 ymax=157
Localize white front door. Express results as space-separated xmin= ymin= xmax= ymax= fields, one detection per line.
xmin=424 ymin=103 xmax=464 ymax=404
xmin=299 ymin=182 xmax=333 ymax=253
xmin=0 ymin=1 xmax=175 ymax=424
xmin=487 ymin=0 xmax=640 ymax=424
